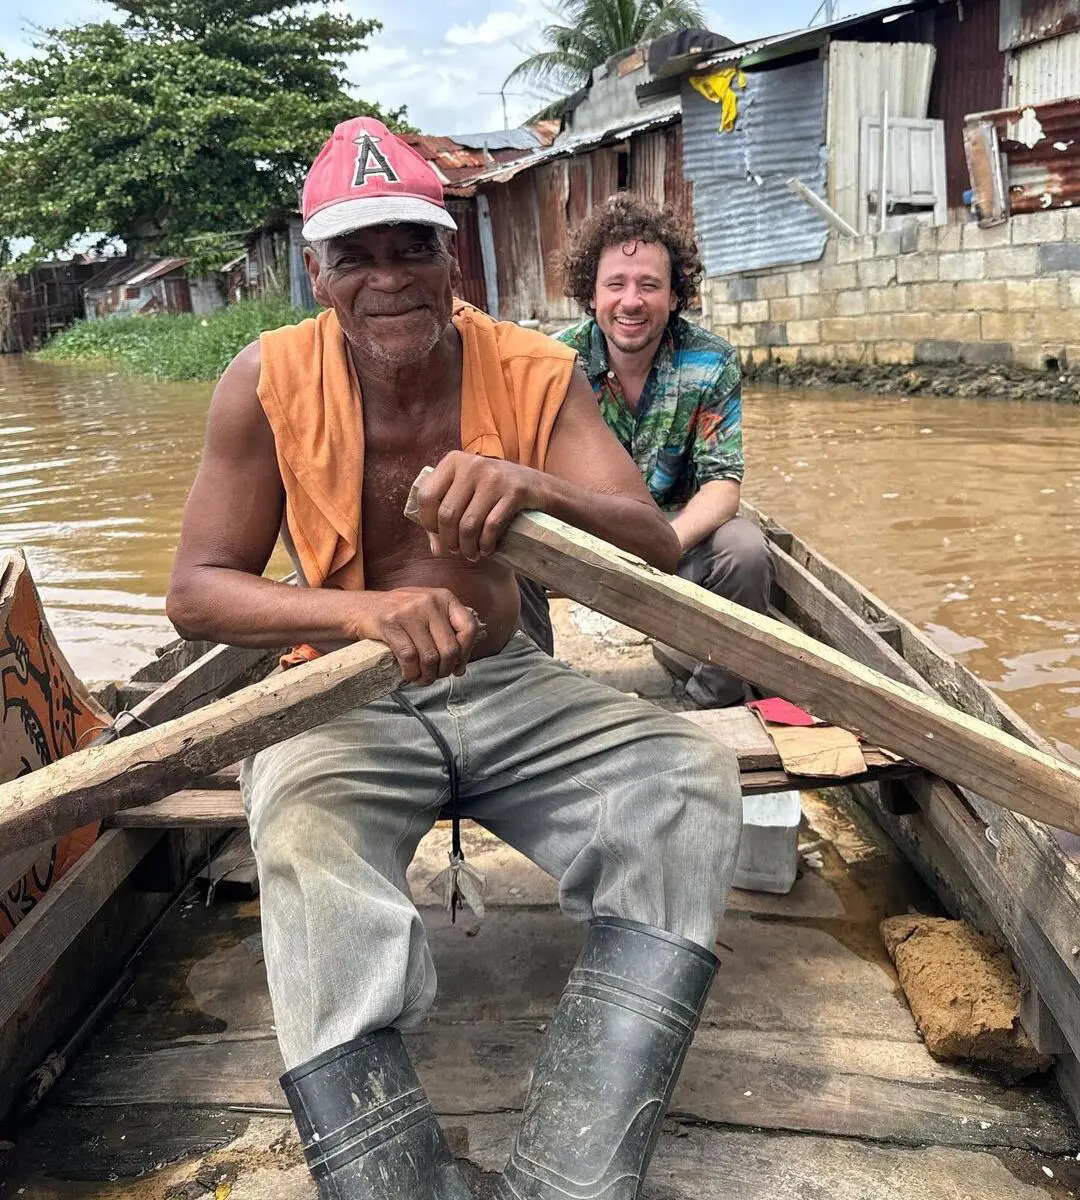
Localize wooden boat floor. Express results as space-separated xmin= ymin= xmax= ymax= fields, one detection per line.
xmin=4 ymin=798 xmax=1078 ymax=1200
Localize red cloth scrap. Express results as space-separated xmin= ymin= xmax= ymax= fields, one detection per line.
xmin=747 ymin=697 xmax=817 ymax=727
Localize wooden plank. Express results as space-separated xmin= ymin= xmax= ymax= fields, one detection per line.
xmin=433 ymin=499 xmax=1080 ymax=835
xmin=105 ymin=763 xmax=918 ymax=828
xmin=122 ymin=642 xmax=279 ymax=728
xmin=59 ymin=1023 xmax=1075 ymax=1152
xmin=195 ymin=829 xmax=258 ymax=901
xmin=0 ymin=641 xmax=402 ymax=856
xmin=1056 ymin=1051 xmax=1080 ymax=1127
xmin=847 ymin=781 xmax=1000 ymax=940
xmin=1019 ymin=974 xmax=1069 ymax=1056
xmin=679 ymin=708 xmax=779 ymax=769
xmin=466 ymin=1115 xmax=1080 ymax=1200
xmin=769 ymin=543 xmax=933 ymax=691
xmin=0 ymin=854 xmax=172 ymax=1122
xmin=0 ymin=829 xmax=159 ymax=1030
xmin=10 ymin=497 xmax=1070 ymax=847
xmin=0 ymin=837 xmax=58 ymax=896
xmin=108 ymin=790 xmax=249 ymax=828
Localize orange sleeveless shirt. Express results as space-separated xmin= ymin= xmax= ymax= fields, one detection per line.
xmin=257 ymin=301 xmax=577 ymax=591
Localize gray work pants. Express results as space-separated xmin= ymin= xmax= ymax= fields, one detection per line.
xmin=517 ymin=516 xmax=773 ymax=707
xmin=676 ymin=517 xmax=774 ymax=707
xmin=240 ymin=633 xmax=742 ymax=1071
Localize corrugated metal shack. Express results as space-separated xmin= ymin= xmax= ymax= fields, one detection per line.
xmin=457 ymin=107 xmax=692 ymax=322
xmin=445 ymin=35 xmax=720 ymax=322
xmin=405 ymin=126 xmax=558 ymax=311
xmin=223 ymin=219 xmax=294 ymax=304
xmin=676 ymin=0 xmax=1080 ymax=279
xmin=963 ymin=0 xmax=1080 ymax=217
xmin=282 ymin=4 xmax=1080 ymax=318
xmin=434 ymin=6 xmax=1045 ymax=317
xmin=83 ymin=257 xmax=223 ymax=320
xmin=679 ymin=1 xmax=951 ymax=278
xmin=0 ymin=259 xmax=99 ymax=353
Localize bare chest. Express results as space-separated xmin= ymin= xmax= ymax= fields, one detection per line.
xmin=361 ymin=404 xmax=461 ymax=579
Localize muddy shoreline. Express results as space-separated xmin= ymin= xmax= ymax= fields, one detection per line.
xmin=744 ymin=358 xmax=1080 ymax=404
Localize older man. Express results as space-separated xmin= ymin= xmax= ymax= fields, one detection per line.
xmin=520 ymin=194 xmax=774 ymax=709
xmin=168 ymin=119 xmax=741 ymax=1199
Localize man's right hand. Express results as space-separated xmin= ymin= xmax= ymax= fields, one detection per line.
xmin=355 ymin=587 xmax=481 ymax=685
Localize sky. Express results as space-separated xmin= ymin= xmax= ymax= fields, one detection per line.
xmin=0 ymin=0 xmax=880 ymax=137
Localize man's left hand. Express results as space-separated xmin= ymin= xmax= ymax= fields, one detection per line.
xmin=414 ymin=451 xmax=541 ymax=563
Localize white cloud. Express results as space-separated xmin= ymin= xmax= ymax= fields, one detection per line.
xmin=445 ymin=7 xmax=535 ymax=46
xmin=354 ymin=43 xmax=412 ymax=72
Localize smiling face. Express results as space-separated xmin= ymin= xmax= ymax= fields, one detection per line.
xmin=591 ymin=240 xmax=677 ymax=356
xmin=305 ymin=223 xmax=455 ymax=367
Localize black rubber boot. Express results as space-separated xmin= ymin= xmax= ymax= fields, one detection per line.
xmin=281 ymin=1028 xmax=476 ymax=1199
xmin=497 ymin=917 xmax=718 ymax=1199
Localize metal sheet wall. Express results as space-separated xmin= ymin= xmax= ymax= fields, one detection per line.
xmin=482 ymin=169 xmax=579 ymax=322
xmin=975 ymin=97 xmax=1080 ymax=211
xmin=486 ymin=174 xmax=545 ymax=322
xmin=1000 ymin=0 xmax=1080 ymax=49
xmin=591 ymin=148 xmax=620 ymax=208
xmin=928 ymin=0 xmax=1005 ymax=206
xmin=631 ymin=129 xmax=668 ymax=205
xmin=827 ymin=40 xmax=938 ymax=227
xmin=567 ymin=158 xmax=592 ymax=228
xmin=681 ymin=57 xmax=829 ymax=277
xmin=536 ymin=161 xmax=570 ymax=303
xmin=664 ymin=125 xmax=694 ymax=224
xmin=1010 ymin=29 xmax=1080 ymax=101
xmin=472 ymin=124 xmax=688 ymax=320
xmin=446 ymin=198 xmax=488 ymax=311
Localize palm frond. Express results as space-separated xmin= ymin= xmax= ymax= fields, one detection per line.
xmin=505 ymin=0 xmax=708 ymax=108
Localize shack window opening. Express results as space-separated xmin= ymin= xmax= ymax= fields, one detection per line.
xmin=125 ymin=286 xmax=140 ymax=300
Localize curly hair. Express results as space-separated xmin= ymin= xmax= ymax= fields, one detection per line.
xmin=560 ymin=193 xmax=702 ymax=316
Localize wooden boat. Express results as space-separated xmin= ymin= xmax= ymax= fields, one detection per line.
xmin=0 ymin=550 xmax=280 ymax=1124
xmin=1 ymin=509 xmax=1079 ymax=1198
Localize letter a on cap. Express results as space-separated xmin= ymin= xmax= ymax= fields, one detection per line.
xmin=353 ymin=133 xmax=400 ymax=188
xmin=301 ymin=117 xmax=457 ymax=240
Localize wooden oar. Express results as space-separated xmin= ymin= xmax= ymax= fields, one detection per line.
xmin=4 ymin=481 xmax=1080 ymax=852
xmin=483 ymin=527 xmax=1080 ymax=827
xmin=0 ymin=642 xmax=401 ymax=857
xmin=406 ymin=468 xmax=1080 ymax=835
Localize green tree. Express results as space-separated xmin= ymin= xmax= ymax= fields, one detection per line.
xmin=506 ymin=0 xmax=707 ymax=112
xmin=0 ymin=0 xmax=405 ymax=262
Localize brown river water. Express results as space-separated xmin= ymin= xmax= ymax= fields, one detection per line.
xmin=1 ymin=353 xmax=1078 ymax=760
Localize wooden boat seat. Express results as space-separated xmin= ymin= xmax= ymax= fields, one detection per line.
xmin=106 ymin=707 xmax=918 ymax=830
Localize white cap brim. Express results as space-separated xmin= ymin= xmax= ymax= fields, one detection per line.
xmin=302 ymin=195 xmax=457 ymax=241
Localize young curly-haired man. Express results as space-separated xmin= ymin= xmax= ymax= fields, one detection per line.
xmin=519 ymin=193 xmax=773 ymax=708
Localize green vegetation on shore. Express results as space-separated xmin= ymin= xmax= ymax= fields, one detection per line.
xmin=38 ymin=297 xmax=308 ymax=382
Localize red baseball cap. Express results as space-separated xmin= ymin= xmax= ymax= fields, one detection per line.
xmin=301 ymin=117 xmax=457 ymax=241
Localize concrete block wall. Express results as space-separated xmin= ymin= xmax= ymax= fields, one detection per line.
xmin=704 ymin=211 xmax=1080 ymax=371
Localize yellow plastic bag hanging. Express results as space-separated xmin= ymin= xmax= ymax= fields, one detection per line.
xmin=689 ymin=67 xmax=747 ymax=133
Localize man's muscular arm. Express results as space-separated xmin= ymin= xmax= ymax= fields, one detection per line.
xmin=414 ymin=368 xmax=680 ymax=572
xmin=167 ymin=344 xmax=478 ymax=683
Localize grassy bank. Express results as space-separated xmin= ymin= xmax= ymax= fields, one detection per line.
xmin=38 ymin=296 xmax=308 ymax=382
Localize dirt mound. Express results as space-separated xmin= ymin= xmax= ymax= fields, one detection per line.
xmin=880 ymin=915 xmax=1051 ymax=1081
